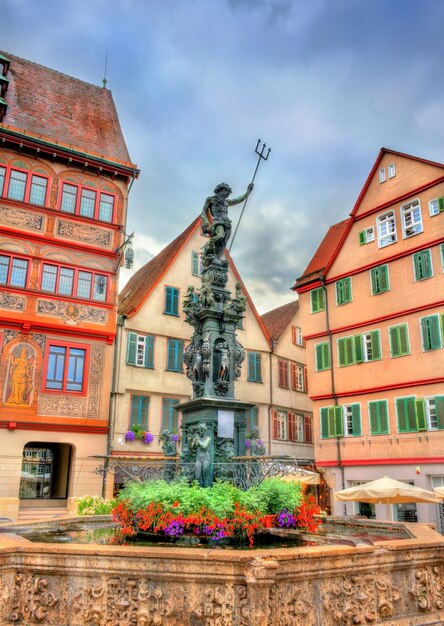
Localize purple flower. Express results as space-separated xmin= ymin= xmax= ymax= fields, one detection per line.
xmin=257 ymin=439 xmax=264 ymax=447
xmin=276 ymin=509 xmax=297 ymax=528
xmin=143 ymin=432 xmax=154 ymax=444
xmin=172 ymin=434 xmax=179 ymax=442
xmin=125 ymin=430 xmax=136 ymax=442
xmin=245 ymin=439 xmax=251 ymax=448
xmin=164 ymin=520 xmax=184 ymax=537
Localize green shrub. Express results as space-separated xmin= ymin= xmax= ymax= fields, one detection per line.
xmin=75 ymin=495 xmax=117 ymax=516
xmin=250 ymin=478 xmax=302 ymax=514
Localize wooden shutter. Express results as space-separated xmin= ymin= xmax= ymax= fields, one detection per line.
xmin=320 ymin=408 xmax=330 ymax=439
xmin=291 ymin=363 xmax=297 ymax=390
xmin=304 ymin=415 xmax=313 ymax=442
xmin=369 ymin=402 xmax=379 ymax=435
xmin=329 ymin=406 xmax=343 ymax=437
xmin=248 ymin=352 xmax=255 ymax=380
xmin=422 ymin=316 xmax=441 ymax=350
xmin=351 ymin=405 xmax=361 ymax=436
xmin=435 ymin=396 xmax=444 ymax=430
xmin=354 ymin=335 xmax=363 ymax=363
xmin=396 ymin=397 xmax=417 ymax=432
xmin=399 ymin=325 xmax=409 ymax=355
xmin=438 ymin=196 xmax=444 ymax=212
xmin=192 ymin=251 xmax=199 ymax=275
xmin=130 ymin=395 xmax=140 ymax=427
xmin=288 ymin=413 xmax=296 ymax=441
xmin=389 ymin=326 xmax=400 ymax=357
xmin=303 ymin=366 xmax=308 ymax=393
xmin=127 ymin=332 xmax=137 ymax=365
xmin=337 ymin=338 xmax=346 ymax=366
xmin=272 ymin=410 xmax=279 ymax=439
xmin=316 ymin=343 xmax=329 ymax=370
xmin=167 ymin=340 xmax=183 ymax=370
xmin=415 ymin=399 xmax=427 ymax=431
xmin=379 ymin=266 xmax=388 ymax=291
xmin=359 ymin=231 xmax=366 ymax=245
xmin=144 ymin=335 xmax=155 ymax=368
xmin=370 ymin=331 xmax=381 ymax=360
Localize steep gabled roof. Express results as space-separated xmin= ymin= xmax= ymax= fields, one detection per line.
xmin=350 ymin=147 xmax=444 ymax=217
xmin=293 ymin=218 xmax=351 ymax=289
xmin=261 ymin=300 xmax=299 ymax=343
xmin=119 ymin=218 xmax=200 ymax=317
xmin=0 ymin=51 xmax=134 ymax=167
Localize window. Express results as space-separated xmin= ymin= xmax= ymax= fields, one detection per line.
xmin=130 ymin=396 xmax=149 ymax=430
xmin=379 ymin=168 xmax=386 ymax=183
xmin=272 ymin=410 xmax=288 ymax=440
xmin=320 ymin=406 xmax=343 ymax=438
xmin=247 ymin=352 xmax=262 ymax=383
xmin=127 ymin=332 xmax=155 ymax=368
xmin=369 ymin=400 xmax=389 ymax=435
xmin=304 ymin=415 xmax=313 ymax=443
xmin=191 ymin=251 xmax=200 ymax=276
xmin=310 ymin=287 xmax=325 ymax=313
xmin=338 ymin=331 xmax=380 ymax=366
xmin=164 ymin=286 xmax=179 ymax=316
xmin=389 ymin=324 xmax=410 ymax=357
xmin=401 ymin=200 xmax=422 ymax=238
xmin=315 ymin=342 xmax=331 ymax=371
xmin=278 ymin=359 xmax=289 ymax=388
xmin=362 ymin=330 xmax=381 ymax=362
xmin=359 ymin=226 xmax=375 ymax=245
xmin=166 ymin=339 xmax=184 ymax=372
xmin=441 ymin=244 xmax=444 ymax=272
xmin=59 ymin=182 xmax=115 ymax=222
xmin=429 ymin=197 xmax=444 ymax=216
xmin=0 ymin=165 xmax=49 ymax=206
xmin=161 ymin=398 xmax=180 ymax=431
xmin=336 ymin=277 xmax=352 ymax=305
xmin=370 ymin=264 xmax=389 ymax=294
xmin=41 ymin=263 xmax=108 ymax=302
xmin=291 ymin=363 xmax=305 ymax=392
xmin=420 ymin=315 xmax=442 ymax=351
xmin=291 ymin=325 xmax=303 ymax=346
xmin=288 ymin=413 xmax=305 ymax=442
xmin=44 ymin=343 xmax=87 ymax=393
xmin=377 ymin=211 xmax=396 ymax=247
xmin=248 ymin=406 xmax=259 ymax=432
xmin=388 ymin=162 xmax=396 ymax=178
xmin=425 ymin=397 xmax=444 ymax=430
xmin=343 ymin=404 xmax=361 ymax=436
xmin=396 ymin=396 xmax=427 ymax=433
xmin=0 ymin=255 xmax=29 ymax=288
xmin=413 ymin=249 xmax=433 ymax=280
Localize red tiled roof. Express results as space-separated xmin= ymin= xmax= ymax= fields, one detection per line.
xmin=0 ymin=51 xmax=133 ymax=166
xmin=293 ymin=218 xmax=351 ymax=289
xmin=118 ymin=218 xmax=201 ymax=317
xmin=261 ymin=300 xmax=299 ymax=342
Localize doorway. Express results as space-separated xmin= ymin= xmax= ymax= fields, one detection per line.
xmin=19 ymin=443 xmax=72 ymax=507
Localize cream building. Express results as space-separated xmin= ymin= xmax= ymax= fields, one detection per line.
xmin=109 ymin=218 xmax=313 ymax=489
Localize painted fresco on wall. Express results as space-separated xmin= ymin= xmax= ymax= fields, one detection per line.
xmin=4 ymin=343 xmax=36 ymax=406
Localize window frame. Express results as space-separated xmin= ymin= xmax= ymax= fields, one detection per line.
xmin=388 ymin=324 xmax=410 ymax=358
xmin=278 ymin=359 xmax=289 ymax=388
xmin=315 ymin=341 xmax=331 ymax=371
xmin=370 ymin=264 xmax=390 ymax=295
xmin=191 ymin=251 xmax=200 ymax=276
xmin=425 ymin=396 xmax=444 ymax=431
xmin=420 ymin=315 xmax=442 ymax=351
xmin=336 ymin=277 xmax=352 ymax=305
xmin=310 ymin=287 xmax=325 ymax=313
xmin=43 ymin=340 xmax=89 ymax=395
xmin=368 ymin=400 xmax=389 ymax=435
xmin=58 ymin=180 xmax=116 ymax=223
xmin=130 ymin=395 xmax=150 ymax=430
xmin=359 ymin=226 xmax=375 ymax=245
xmin=164 ymin=286 xmax=180 ymax=316
xmin=161 ymin=397 xmax=180 ymax=431
xmin=388 ymin=162 xmax=396 ymax=178
xmin=429 ymin=196 xmax=444 ymax=217
xmin=40 ymin=262 xmax=109 ymax=302
xmin=342 ymin=403 xmax=362 ymax=437
xmin=247 ymin=351 xmax=262 ymax=383
xmin=412 ymin=249 xmax=433 ymax=281
xmin=401 ymin=199 xmax=423 ymax=239
xmin=0 ymin=253 xmax=29 ymax=289
xmin=378 ymin=168 xmax=386 ymax=183
xmin=377 ymin=211 xmax=397 ymax=248
xmin=291 ymin=362 xmax=305 ymax=392
xmin=0 ymin=164 xmax=49 ymax=206
xmin=126 ymin=332 xmax=155 ymax=368
xmin=166 ymin=338 xmax=184 ymax=372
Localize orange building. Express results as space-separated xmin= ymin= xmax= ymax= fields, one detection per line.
xmin=294 ymin=148 xmax=444 ymax=527
xmin=0 ymin=51 xmax=138 ymax=520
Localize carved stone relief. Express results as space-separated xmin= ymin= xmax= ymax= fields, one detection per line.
xmin=9 ymin=573 xmax=59 ymax=624
xmin=87 ymin=344 xmax=104 ymax=418
xmin=3 ymin=330 xmax=19 ymax=347
xmin=269 ymin=582 xmax=314 ymax=625
xmin=0 ymin=292 xmax=25 ymax=311
xmin=0 ymin=239 xmax=33 ymax=255
xmin=39 ymin=395 xmax=86 ymax=417
xmin=0 ymin=206 xmax=44 ymax=232
xmin=37 ymin=300 xmax=106 ymax=325
xmin=192 ymin=585 xmax=249 ymax=626
xmin=410 ymin=565 xmax=444 ymax=613
xmin=56 ymin=219 xmax=112 ymax=248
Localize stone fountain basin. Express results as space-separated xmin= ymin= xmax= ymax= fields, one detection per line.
xmin=0 ymin=516 xmax=443 ymax=625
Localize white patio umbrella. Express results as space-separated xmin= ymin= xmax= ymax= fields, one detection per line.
xmin=279 ymin=469 xmax=320 ymax=485
xmin=334 ymin=476 xmax=441 ymax=521
xmin=433 ymin=486 xmax=444 ymax=499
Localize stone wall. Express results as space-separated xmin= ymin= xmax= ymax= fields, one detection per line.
xmin=0 ymin=523 xmax=443 ymax=625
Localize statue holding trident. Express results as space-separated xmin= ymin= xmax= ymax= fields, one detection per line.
xmin=201 ymin=182 xmax=253 ymax=261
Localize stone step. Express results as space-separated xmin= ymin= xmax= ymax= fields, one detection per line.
xmin=17 ymin=508 xmax=69 ymax=521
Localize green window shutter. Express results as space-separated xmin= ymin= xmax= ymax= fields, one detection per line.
xmin=144 ymin=336 xmax=155 ymax=368
xmin=162 ymin=398 xmax=179 ymax=431
xmin=318 ymin=288 xmax=325 ymax=310
xmin=370 ymin=330 xmax=381 ymax=360
xmin=354 ymin=335 xmax=363 ymax=363
xmin=249 ymin=406 xmax=259 ymax=431
xmin=415 ymin=399 xmax=427 ymax=431
xmin=248 ymin=352 xmax=255 ymax=380
xmin=316 ymin=343 xmax=330 ymax=371
xmin=127 ymin=332 xmax=137 ymax=365
xmin=165 ymin=287 xmax=179 ymax=315
xmin=422 ymin=316 xmax=441 ymax=351
xmin=320 ymin=408 xmax=330 ymax=438
xmin=337 ymin=338 xmax=346 ymax=366
xmin=396 ymin=397 xmax=417 ymax=433
xmin=414 ymin=250 xmax=432 ymax=280
xmin=389 ymin=326 xmax=400 ymax=357
xmin=379 ymin=266 xmax=388 ymax=291
xmin=359 ymin=231 xmax=366 ymax=245
xmin=438 ymin=196 xmax=444 ymax=212
xmin=333 ymin=406 xmax=343 ymax=437
xmin=192 ymin=251 xmax=199 ymax=275
xmin=399 ymin=325 xmax=409 ymax=355
xmin=323 ymin=343 xmax=331 ymax=369
xmin=343 ymin=278 xmax=351 ymax=302
xmin=311 ymin=288 xmax=325 ymax=313
xmin=167 ymin=339 xmax=184 ymax=371
xmin=130 ymin=396 xmax=149 ymax=429
xmin=369 ymin=401 xmax=389 ymax=435
xmin=351 ymin=405 xmax=361 ymax=436
xmin=435 ymin=396 xmax=444 ymax=430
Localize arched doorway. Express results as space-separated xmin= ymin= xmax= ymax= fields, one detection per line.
xmin=19 ymin=442 xmax=72 ymax=508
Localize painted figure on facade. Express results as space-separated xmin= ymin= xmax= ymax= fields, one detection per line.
xmin=201 ymin=182 xmax=253 ymax=260
xmin=191 ymin=422 xmax=211 ymax=486
xmin=6 ymin=344 xmax=34 ymax=405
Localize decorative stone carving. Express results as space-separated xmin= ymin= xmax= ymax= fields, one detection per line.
xmin=410 ymin=565 xmax=444 ymax=612
xmin=39 ymin=395 xmax=86 ymax=417
xmin=3 ymin=330 xmax=19 ymax=347
xmin=37 ymin=300 xmax=106 ymax=325
xmin=9 ymin=574 xmax=59 ymax=624
xmin=57 ymin=219 xmax=112 ymax=248
xmin=31 ymin=334 xmax=46 ymax=352
xmin=0 ymin=206 xmax=44 ymax=232
xmin=0 ymin=239 xmax=33 ymax=255
xmin=192 ymin=585 xmax=248 ymax=625
xmin=322 ymin=574 xmax=401 ymax=624
xmin=0 ymin=292 xmax=25 ymax=311
xmin=269 ymin=583 xmax=314 ymax=625
xmin=87 ymin=344 xmax=104 ymax=418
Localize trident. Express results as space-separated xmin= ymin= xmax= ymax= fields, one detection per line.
xmin=228 ymin=139 xmax=271 ymax=252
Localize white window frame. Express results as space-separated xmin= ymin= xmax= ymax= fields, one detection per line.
xmin=388 ymin=162 xmax=396 ymax=178
xmin=379 ymin=168 xmax=386 ymax=183
xmin=401 ymin=199 xmax=422 ymax=238
xmin=296 ymin=326 xmax=303 ymax=346
xmin=429 ymin=198 xmax=440 ymax=217
xmin=364 ymin=226 xmax=375 ymax=243
xmin=276 ymin=410 xmax=287 ymax=440
xmin=426 ymin=397 xmax=438 ymax=430
xmin=377 ymin=211 xmax=397 ymax=247
xmin=343 ymin=405 xmax=355 ymax=436
xmin=362 ymin=331 xmax=380 ymax=362
xmin=296 ymin=414 xmax=304 ymax=442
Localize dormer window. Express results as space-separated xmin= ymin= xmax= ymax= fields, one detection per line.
xmin=388 ymin=162 xmax=396 ymax=178
xmin=379 ymin=168 xmax=386 ymax=183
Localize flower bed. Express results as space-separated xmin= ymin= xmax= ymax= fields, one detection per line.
xmin=112 ymin=479 xmax=321 ymax=547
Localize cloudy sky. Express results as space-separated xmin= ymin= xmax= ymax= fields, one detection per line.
xmin=3 ymin=0 xmax=444 ymax=312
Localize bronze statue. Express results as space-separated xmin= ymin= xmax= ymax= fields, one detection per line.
xmin=201 ymin=182 xmax=253 ymax=260
xmin=191 ymin=422 xmax=211 ymax=486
